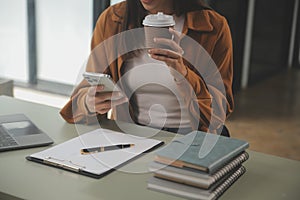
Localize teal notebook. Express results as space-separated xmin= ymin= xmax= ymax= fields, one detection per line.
xmin=154 ymin=131 xmax=249 ymax=174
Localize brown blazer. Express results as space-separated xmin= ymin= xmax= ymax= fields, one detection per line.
xmin=60 ymin=2 xmax=234 ymax=133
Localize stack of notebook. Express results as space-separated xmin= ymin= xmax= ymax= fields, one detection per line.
xmin=147 ymin=131 xmax=249 ymax=200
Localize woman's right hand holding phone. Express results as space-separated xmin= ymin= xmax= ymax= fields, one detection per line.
xmin=85 ymin=85 xmax=128 ymax=114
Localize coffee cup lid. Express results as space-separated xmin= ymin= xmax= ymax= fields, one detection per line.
xmin=142 ymin=12 xmax=175 ymax=27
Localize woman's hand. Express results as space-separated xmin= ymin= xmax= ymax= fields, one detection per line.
xmin=85 ymin=85 xmax=128 ymax=114
xmin=148 ymin=28 xmax=187 ymax=80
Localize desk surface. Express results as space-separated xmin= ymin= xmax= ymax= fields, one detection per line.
xmin=0 ymin=96 xmax=300 ymax=200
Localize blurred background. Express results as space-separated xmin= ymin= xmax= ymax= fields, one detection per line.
xmin=0 ymin=0 xmax=299 ymax=160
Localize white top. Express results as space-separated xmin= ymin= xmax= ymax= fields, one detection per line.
xmin=123 ymin=15 xmax=189 ymax=129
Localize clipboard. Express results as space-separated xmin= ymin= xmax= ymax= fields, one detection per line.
xmin=26 ymin=128 xmax=164 ymax=179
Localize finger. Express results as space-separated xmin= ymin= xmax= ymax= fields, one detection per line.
xmin=149 ymin=48 xmax=181 ymax=59
xmin=169 ymin=28 xmax=182 ymax=43
xmin=97 ymin=108 xmax=111 ymax=115
xmin=111 ymin=96 xmax=129 ymax=106
xmin=87 ymin=86 xmax=96 ymax=96
xmin=153 ymin=38 xmax=184 ymax=55
xmin=94 ymin=85 xmax=105 ymax=92
xmin=110 ymin=91 xmax=125 ymax=100
xmin=150 ymin=54 xmax=178 ymax=66
xmin=87 ymin=85 xmax=104 ymax=96
xmin=154 ymin=37 xmax=178 ymax=51
xmin=86 ymin=94 xmax=109 ymax=113
xmin=95 ymin=100 xmax=112 ymax=111
xmin=94 ymin=96 xmax=128 ymax=114
xmin=85 ymin=95 xmax=96 ymax=113
xmin=168 ymin=28 xmax=184 ymax=54
xmin=87 ymin=90 xmax=125 ymax=110
xmin=101 ymin=96 xmax=128 ymax=109
xmin=94 ymin=91 xmax=123 ymax=101
xmin=93 ymin=93 xmax=126 ymax=110
xmin=92 ymin=99 xmax=113 ymax=114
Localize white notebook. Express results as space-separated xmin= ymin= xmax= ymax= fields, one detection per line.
xmin=147 ymin=166 xmax=246 ymax=200
xmin=27 ymin=128 xmax=163 ymax=178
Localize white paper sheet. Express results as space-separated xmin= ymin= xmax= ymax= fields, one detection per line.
xmin=29 ymin=128 xmax=163 ymax=176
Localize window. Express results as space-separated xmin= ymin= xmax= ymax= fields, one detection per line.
xmin=35 ymin=0 xmax=93 ymax=86
xmin=0 ymin=0 xmax=95 ymax=95
xmin=0 ymin=0 xmax=28 ymax=82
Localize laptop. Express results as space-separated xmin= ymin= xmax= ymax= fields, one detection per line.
xmin=0 ymin=114 xmax=54 ymax=152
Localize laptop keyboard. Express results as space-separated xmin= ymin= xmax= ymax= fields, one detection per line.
xmin=0 ymin=126 xmax=18 ymax=147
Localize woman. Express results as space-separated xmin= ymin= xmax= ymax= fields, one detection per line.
xmin=60 ymin=0 xmax=234 ymax=136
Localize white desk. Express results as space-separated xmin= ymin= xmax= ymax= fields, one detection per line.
xmin=0 ymin=96 xmax=300 ymax=200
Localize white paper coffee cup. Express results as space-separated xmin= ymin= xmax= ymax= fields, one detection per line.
xmin=143 ymin=12 xmax=175 ymax=49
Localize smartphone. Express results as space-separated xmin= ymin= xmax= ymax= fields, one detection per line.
xmin=83 ymin=72 xmax=120 ymax=92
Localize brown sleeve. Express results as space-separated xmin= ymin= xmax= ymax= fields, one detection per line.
xmin=176 ymin=17 xmax=234 ymax=132
xmin=59 ymin=8 xmax=112 ymax=124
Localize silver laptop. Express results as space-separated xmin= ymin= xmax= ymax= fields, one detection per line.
xmin=0 ymin=114 xmax=53 ymax=152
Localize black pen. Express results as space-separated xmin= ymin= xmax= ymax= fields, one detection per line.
xmin=80 ymin=144 xmax=135 ymax=155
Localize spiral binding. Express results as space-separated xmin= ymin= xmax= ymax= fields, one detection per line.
xmin=211 ymin=166 xmax=246 ymax=200
xmin=212 ymin=152 xmax=249 ymax=183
